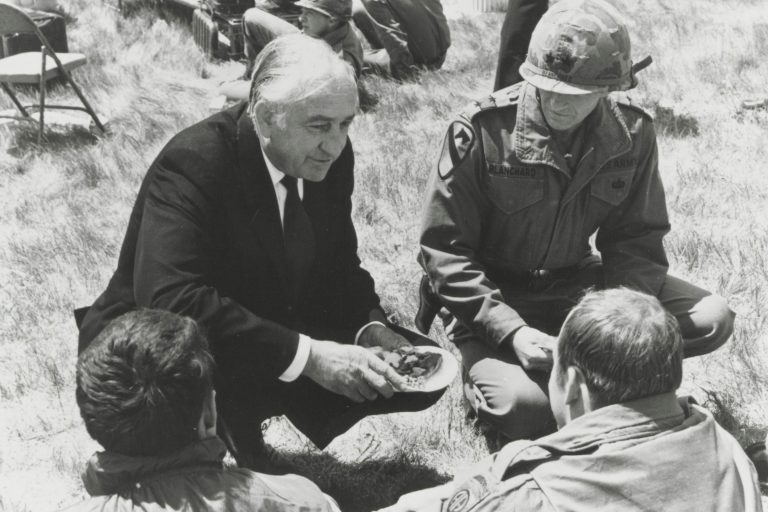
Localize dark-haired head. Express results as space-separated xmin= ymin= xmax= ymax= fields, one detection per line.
xmin=76 ymin=309 xmax=215 ymax=456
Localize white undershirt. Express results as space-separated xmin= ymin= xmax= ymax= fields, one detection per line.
xmin=261 ymin=150 xmax=383 ymax=382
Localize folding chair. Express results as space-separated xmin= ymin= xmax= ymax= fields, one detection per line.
xmin=0 ymin=3 xmax=105 ymax=143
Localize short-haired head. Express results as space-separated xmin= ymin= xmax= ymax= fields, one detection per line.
xmin=76 ymin=309 xmax=215 ymax=456
xmin=555 ymin=288 xmax=683 ymax=406
xmin=247 ymin=33 xmax=357 ymax=129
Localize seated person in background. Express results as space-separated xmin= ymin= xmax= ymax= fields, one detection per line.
xmin=351 ymin=0 xmax=450 ymax=80
xmin=416 ymin=0 xmax=734 ymax=448
xmin=243 ymin=0 xmax=363 ymax=78
xmin=382 ymin=289 xmax=763 ymax=512
xmin=63 ymin=309 xmax=340 ymax=512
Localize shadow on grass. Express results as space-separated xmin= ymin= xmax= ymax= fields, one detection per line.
xmin=701 ymin=389 xmax=766 ymax=447
xmin=4 ymin=123 xmax=99 ymax=162
xmin=275 ymin=450 xmax=451 ymax=512
xmin=359 ymin=79 xmax=381 ymax=113
xmin=119 ymin=0 xmax=194 ymax=22
xmin=651 ymin=102 xmax=700 ymax=137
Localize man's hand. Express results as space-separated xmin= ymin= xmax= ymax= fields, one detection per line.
xmin=302 ymin=339 xmax=408 ymax=403
xmin=509 ymin=326 xmax=556 ymax=371
xmin=358 ymin=323 xmax=413 ymax=352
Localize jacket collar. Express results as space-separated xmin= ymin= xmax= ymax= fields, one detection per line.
xmin=538 ymin=392 xmax=688 ymax=454
xmin=321 ymin=22 xmax=350 ymax=52
xmin=512 ymin=82 xmax=633 ymax=176
xmin=82 ymin=437 xmax=226 ymax=496
xmin=236 ymin=108 xmax=291 ymax=299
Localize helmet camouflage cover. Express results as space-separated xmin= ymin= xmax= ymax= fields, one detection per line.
xmin=520 ymin=0 xmax=636 ymax=94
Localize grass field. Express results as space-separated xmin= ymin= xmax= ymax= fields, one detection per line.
xmin=1 ymin=0 xmax=767 ymax=510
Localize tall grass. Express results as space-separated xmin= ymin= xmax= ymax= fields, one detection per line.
xmin=1 ymin=0 xmax=767 ymax=510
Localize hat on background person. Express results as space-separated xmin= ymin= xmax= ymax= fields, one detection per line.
xmin=295 ymin=0 xmax=352 ymax=19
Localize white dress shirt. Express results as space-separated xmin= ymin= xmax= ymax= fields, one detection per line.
xmin=261 ymin=150 xmax=383 ymax=382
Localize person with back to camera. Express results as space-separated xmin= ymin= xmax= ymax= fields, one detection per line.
xmin=414 ymin=0 xmax=736 ymax=448
xmin=62 ymin=309 xmax=341 ymax=512
xmin=383 ymin=289 xmax=762 ymax=512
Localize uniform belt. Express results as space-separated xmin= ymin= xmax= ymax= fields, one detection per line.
xmin=491 ymin=265 xmax=580 ymax=290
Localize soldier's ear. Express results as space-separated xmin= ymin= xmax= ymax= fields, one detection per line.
xmin=564 ymin=366 xmax=591 ymax=421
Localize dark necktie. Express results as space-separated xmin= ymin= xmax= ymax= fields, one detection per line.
xmin=281 ymin=176 xmax=316 ymax=302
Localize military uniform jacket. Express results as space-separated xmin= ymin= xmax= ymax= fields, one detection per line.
xmin=78 ymin=103 xmax=381 ymax=383
xmin=381 ymin=395 xmax=763 ymax=512
xmin=419 ymin=82 xmax=670 ymax=348
xmin=61 ymin=438 xmax=337 ymax=511
xmin=323 ymin=21 xmax=364 ymax=78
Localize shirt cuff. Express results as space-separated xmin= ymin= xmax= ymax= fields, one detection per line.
xmin=354 ymin=321 xmax=386 ymax=345
xmin=279 ymin=334 xmax=311 ymax=382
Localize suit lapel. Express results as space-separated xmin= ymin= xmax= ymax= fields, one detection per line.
xmin=235 ymin=108 xmax=291 ymax=301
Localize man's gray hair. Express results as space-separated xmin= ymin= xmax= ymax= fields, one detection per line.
xmin=247 ymin=34 xmax=357 ymax=124
xmin=557 ymin=288 xmax=683 ymax=406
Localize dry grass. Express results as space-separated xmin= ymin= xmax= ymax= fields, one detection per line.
xmin=1 ymin=0 xmax=767 ymax=510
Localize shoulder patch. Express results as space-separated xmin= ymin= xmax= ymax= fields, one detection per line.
xmin=438 ymin=121 xmax=475 ymax=180
xmin=441 ymin=473 xmax=494 ymax=512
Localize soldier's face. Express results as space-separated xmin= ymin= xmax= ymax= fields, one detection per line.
xmin=258 ymin=76 xmax=357 ymax=182
xmin=300 ymin=8 xmax=334 ymax=37
xmin=538 ymin=89 xmax=607 ymax=132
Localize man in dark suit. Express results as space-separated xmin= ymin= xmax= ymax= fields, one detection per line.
xmin=77 ymin=34 xmax=442 ymax=468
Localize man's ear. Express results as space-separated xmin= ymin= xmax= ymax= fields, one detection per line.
xmin=563 ymin=366 xmax=592 ymax=421
xmin=253 ymin=100 xmax=275 ymax=139
xmin=196 ymin=389 xmax=217 ymax=440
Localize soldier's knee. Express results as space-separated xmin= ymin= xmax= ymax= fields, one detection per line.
xmin=469 ymin=381 xmax=553 ymax=441
xmin=683 ymin=294 xmax=735 ymax=356
xmin=243 ymin=7 xmax=259 ymax=25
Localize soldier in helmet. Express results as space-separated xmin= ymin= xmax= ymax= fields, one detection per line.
xmin=415 ymin=0 xmax=735 ymax=446
xmin=242 ymin=0 xmax=363 ymax=78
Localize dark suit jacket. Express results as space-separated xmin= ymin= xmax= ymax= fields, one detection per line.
xmin=78 ymin=103 xmax=381 ymax=384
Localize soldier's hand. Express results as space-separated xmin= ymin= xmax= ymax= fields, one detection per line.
xmin=510 ymin=327 xmax=556 ymax=371
xmin=302 ymin=339 xmax=408 ymax=402
xmin=357 ymin=323 xmax=413 ymax=352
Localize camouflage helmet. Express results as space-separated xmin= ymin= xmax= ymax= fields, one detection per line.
xmin=520 ymin=0 xmax=638 ymax=95
xmin=295 ymin=0 xmax=352 ymax=19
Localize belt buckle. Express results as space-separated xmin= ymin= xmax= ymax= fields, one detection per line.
xmin=528 ymin=269 xmax=551 ymax=292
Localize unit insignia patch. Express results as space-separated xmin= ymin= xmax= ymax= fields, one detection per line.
xmin=438 ymin=121 xmax=475 ymax=180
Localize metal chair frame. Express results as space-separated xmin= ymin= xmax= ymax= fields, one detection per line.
xmin=0 ymin=3 xmax=105 ymax=143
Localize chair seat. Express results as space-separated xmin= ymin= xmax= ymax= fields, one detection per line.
xmin=0 ymin=51 xmax=86 ymax=83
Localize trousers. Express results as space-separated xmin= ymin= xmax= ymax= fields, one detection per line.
xmin=352 ymin=0 xmax=449 ymax=71
xmin=216 ymin=326 xmax=446 ymax=469
xmin=444 ymin=257 xmax=735 ymax=442
xmin=242 ymin=7 xmax=298 ymax=77
xmin=493 ymin=0 xmax=548 ymax=91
